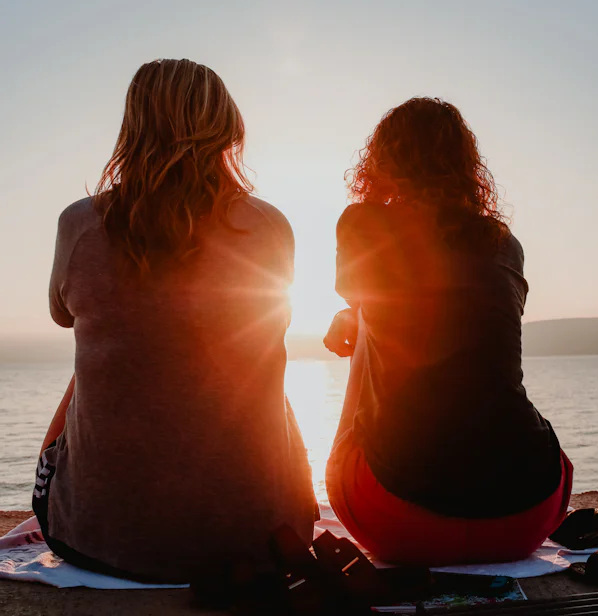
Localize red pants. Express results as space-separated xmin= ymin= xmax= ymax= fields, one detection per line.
xmin=326 ymin=431 xmax=573 ymax=566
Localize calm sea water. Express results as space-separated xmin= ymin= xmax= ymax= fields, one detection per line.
xmin=1 ymin=356 xmax=597 ymax=510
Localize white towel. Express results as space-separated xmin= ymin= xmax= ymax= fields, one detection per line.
xmin=0 ymin=505 xmax=594 ymax=589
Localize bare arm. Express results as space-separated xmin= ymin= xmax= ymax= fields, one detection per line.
xmin=40 ymin=374 xmax=74 ymax=455
xmin=324 ymin=207 xmax=362 ymax=357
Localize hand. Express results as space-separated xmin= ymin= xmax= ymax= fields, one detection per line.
xmin=323 ymin=309 xmax=358 ymax=357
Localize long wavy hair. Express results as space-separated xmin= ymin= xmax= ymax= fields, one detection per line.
xmin=347 ymin=97 xmax=508 ymax=248
xmin=94 ymin=59 xmax=253 ymax=271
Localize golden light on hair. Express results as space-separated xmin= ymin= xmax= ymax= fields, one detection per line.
xmin=346 ymin=97 xmax=508 ymax=250
xmin=95 ymin=59 xmax=253 ymax=271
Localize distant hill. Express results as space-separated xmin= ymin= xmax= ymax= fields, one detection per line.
xmin=522 ymin=318 xmax=598 ymax=357
xmin=0 ymin=335 xmax=74 ymax=364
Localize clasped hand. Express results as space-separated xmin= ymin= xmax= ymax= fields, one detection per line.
xmin=323 ymin=308 xmax=358 ymax=358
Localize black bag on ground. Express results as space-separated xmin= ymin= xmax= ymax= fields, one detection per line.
xmin=550 ymin=508 xmax=598 ymax=550
xmin=190 ymin=525 xmax=430 ymax=614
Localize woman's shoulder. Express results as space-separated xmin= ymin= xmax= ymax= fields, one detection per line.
xmin=337 ymin=202 xmax=365 ymax=234
xmin=337 ymin=202 xmax=388 ymax=240
xmin=498 ymin=229 xmax=524 ymax=261
xmin=232 ymin=194 xmax=293 ymax=242
xmin=504 ymin=230 xmax=524 ymax=257
xmin=490 ymin=228 xmax=526 ymax=276
xmin=338 ymin=202 xmax=367 ymax=225
xmin=57 ymin=196 xmax=100 ymax=237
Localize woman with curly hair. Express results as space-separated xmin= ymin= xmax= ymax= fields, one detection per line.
xmin=33 ymin=59 xmax=315 ymax=583
xmin=324 ymin=98 xmax=572 ymax=565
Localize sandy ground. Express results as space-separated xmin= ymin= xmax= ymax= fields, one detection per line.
xmin=1 ymin=493 xmax=598 ymax=615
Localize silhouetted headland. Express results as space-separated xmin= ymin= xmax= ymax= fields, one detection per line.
xmin=522 ymin=318 xmax=598 ymax=358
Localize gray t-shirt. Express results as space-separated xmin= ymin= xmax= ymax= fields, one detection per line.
xmin=45 ymin=195 xmax=315 ymax=582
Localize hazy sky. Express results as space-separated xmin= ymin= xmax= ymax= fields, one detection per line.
xmin=1 ymin=0 xmax=596 ymax=336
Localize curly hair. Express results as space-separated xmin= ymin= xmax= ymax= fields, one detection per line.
xmin=347 ymin=97 xmax=508 ymax=248
xmin=94 ymin=59 xmax=253 ymax=271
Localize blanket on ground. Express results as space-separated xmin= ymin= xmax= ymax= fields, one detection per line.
xmin=0 ymin=505 xmax=594 ymax=589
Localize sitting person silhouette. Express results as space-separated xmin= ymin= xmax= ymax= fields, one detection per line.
xmin=325 ymin=97 xmax=572 ymax=566
xmin=34 ymin=59 xmax=315 ymax=582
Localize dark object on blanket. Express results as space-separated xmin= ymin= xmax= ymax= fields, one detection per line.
xmin=570 ymin=551 xmax=598 ymax=583
xmin=271 ymin=526 xmax=431 ymax=614
xmin=189 ymin=562 xmax=268 ymax=611
xmin=550 ymin=508 xmax=598 ymax=550
xmin=189 ymin=527 xmax=520 ymax=614
xmin=190 ymin=526 xmax=431 ymax=614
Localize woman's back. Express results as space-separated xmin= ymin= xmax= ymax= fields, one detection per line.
xmin=47 ymin=195 xmax=315 ymax=581
xmin=336 ymin=202 xmax=562 ymax=518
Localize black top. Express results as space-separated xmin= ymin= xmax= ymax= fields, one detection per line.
xmin=336 ymin=202 xmax=562 ymax=518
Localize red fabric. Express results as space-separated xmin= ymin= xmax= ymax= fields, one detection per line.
xmin=326 ymin=431 xmax=573 ymax=566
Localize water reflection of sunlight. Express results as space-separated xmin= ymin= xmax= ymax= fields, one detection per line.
xmin=285 ymin=359 xmax=349 ymax=502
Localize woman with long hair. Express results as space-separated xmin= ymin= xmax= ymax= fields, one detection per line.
xmin=34 ymin=59 xmax=315 ymax=583
xmin=324 ymin=98 xmax=572 ymax=565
